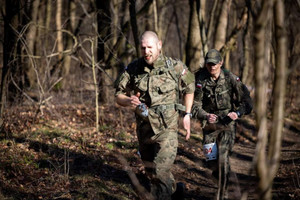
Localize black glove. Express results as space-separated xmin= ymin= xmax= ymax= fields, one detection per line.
xmin=219 ymin=115 xmax=232 ymax=125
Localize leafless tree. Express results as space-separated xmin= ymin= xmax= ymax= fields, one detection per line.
xmin=214 ymin=0 xmax=232 ymax=50
xmin=253 ymin=0 xmax=288 ymax=199
xmin=1 ymin=0 xmax=21 ymax=124
xmin=185 ymin=0 xmax=202 ymax=72
xmin=129 ymin=0 xmax=141 ymax=58
xmin=24 ymin=0 xmax=40 ymax=89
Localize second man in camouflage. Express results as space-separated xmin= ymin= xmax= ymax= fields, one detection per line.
xmin=191 ymin=49 xmax=253 ymax=200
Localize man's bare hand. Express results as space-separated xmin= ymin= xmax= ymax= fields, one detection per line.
xmin=227 ymin=112 xmax=238 ymax=121
xmin=183 ymin=115 xmax=191 ymax=140
xmin=206 ymin=113 xmax=218 ymax=123
xmin=129 ymin=92 xmax=141 ymax=108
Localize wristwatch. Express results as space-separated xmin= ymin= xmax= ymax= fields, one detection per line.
xmin=236 ymin=111 xmax=241 ymax=117
xmin=185 ymin=112 xmax=192 ymax=118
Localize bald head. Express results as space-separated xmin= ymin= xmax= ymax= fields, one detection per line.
xmin=140 ymin=31 xmax=162 ymax=65
xmin=140 ymin=31 xmax=160 ymax=43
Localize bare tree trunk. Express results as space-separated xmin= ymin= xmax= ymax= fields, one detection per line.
xmin=268 ymin=0 xmax=287 ymax=194
xmin=96 ymin=0 xmax=111 ymax=104
xmin=110 ymin=0 xmax=121 ymax=81
xmin=242 ymin=4 xmax=253 ymax=85
xmin=145 ymin=2 xmax=153 ymax=30
xmin=38 ymin=0 xmax=52 ymax=90
xmin=153 ymin=0 xmax=158 ymax=33
xmin=56 ymin=0 xmax=63 ymax=61
xmin=186 ymin=0 xmax=202 ymax=72
xmin=157 ymin=0 xmax=167 ymax=42
xmin=214 ymin=0 xmax=231 ymax=50
xmin=61 ymin=0 xmax=76 ymax=88
xmin=45 ymin=0 xmax=52 ymax=51
xmin=207 ymin=0 xmax=219 ymax=47
xmin=144 ymin=0 xmax=158 ymax=33
xmin=198 ymin=0 xmax=207 ymax=58
xmin=111 ymin=0 xmax=119 ymax=46
xmin=106 ymin=0 xmax=153 ymax=65
xmin=253 ymin=0 xmax=275 ymax=199
xmin=220 ymin=7 xmax=248 ymax=70
xmin=25 ymin=0 xmax=40 ymax=89
xmin=173 ymin=5 xmax=183 ymax=60
xmin=129 ymin=0 xmax=140 ymax=58
xmin=224 ymin=51 xmax=230 ymax=70
xmin=91 ymin=38 xmax=99 ymax=131
xmin=0 ymin=0 xmax=20 ymax=123
xmin=36 ymin=1 xmax=44 ymax=85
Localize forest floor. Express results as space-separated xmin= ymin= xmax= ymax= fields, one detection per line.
xmin=0 ymin=103 xmax=299 ymax=200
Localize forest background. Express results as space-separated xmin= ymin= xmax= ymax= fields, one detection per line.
xmin=0 ymin=0 xmax=299 ymax=199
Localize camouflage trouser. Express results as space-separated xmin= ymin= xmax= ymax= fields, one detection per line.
xmin=203 ymin=123 xmax=236 ymax=200
xmin=137 ymin=121 xmax=178 ymax=200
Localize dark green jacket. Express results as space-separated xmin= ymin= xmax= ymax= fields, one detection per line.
xmin=192 ymin=67 xmax=252 ymax=122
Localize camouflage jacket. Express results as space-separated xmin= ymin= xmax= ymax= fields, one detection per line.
xmin=115 ymin=54 xmax=195 ymax=134
xmin=192 ymin=67 xmax=252 ymax=123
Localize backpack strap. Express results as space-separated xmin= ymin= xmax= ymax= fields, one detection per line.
xmin=223 ymin=69 xmax=235 ymax=88
xmin=165 ymin=57 xmax=185 ymax=111
xmin=165 ymin=58 xmax=180 ymax=84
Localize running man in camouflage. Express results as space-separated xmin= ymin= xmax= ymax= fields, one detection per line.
xmin=191 ymin=49 xmax=252 ymax=200
xmin=115 ymin=31 xmax=195 ymax=200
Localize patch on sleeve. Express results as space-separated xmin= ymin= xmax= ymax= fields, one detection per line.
xmin=236 ymin=77 xmax=240 ymax=81
xmin=181 ymin=70 xmax=195 ymax=85
xmin=181 ymin=68 xmax=187 ymax=75
xmin=196 ymin=83 xmax=202 ymax=88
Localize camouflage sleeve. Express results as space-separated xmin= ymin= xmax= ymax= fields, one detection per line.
xmin=114 ymin=70 xmax=131 ymax=97
xmin=230 ymin=73 xmax=253 ymax=116
xmin=114 ymin=61 xmax=137 ymax=97
xmin=174 ymin=61 xmax=195 ymax=94
xmin=181 ymin=70 xmax=195 ymax=94
xmin=191 ymin=82 xmax=209 ymax=120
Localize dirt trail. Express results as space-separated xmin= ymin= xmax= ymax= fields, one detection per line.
xmin=170 ymin=120 xmax=300 ymax=200
xmin=1 ymin=105 xmax=299 ymax=199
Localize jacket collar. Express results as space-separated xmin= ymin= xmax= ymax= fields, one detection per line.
xmin=153 ymin=54 xmax=165 ymax=69
xmin=207 ymin=69 xmax=226 ymax=85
